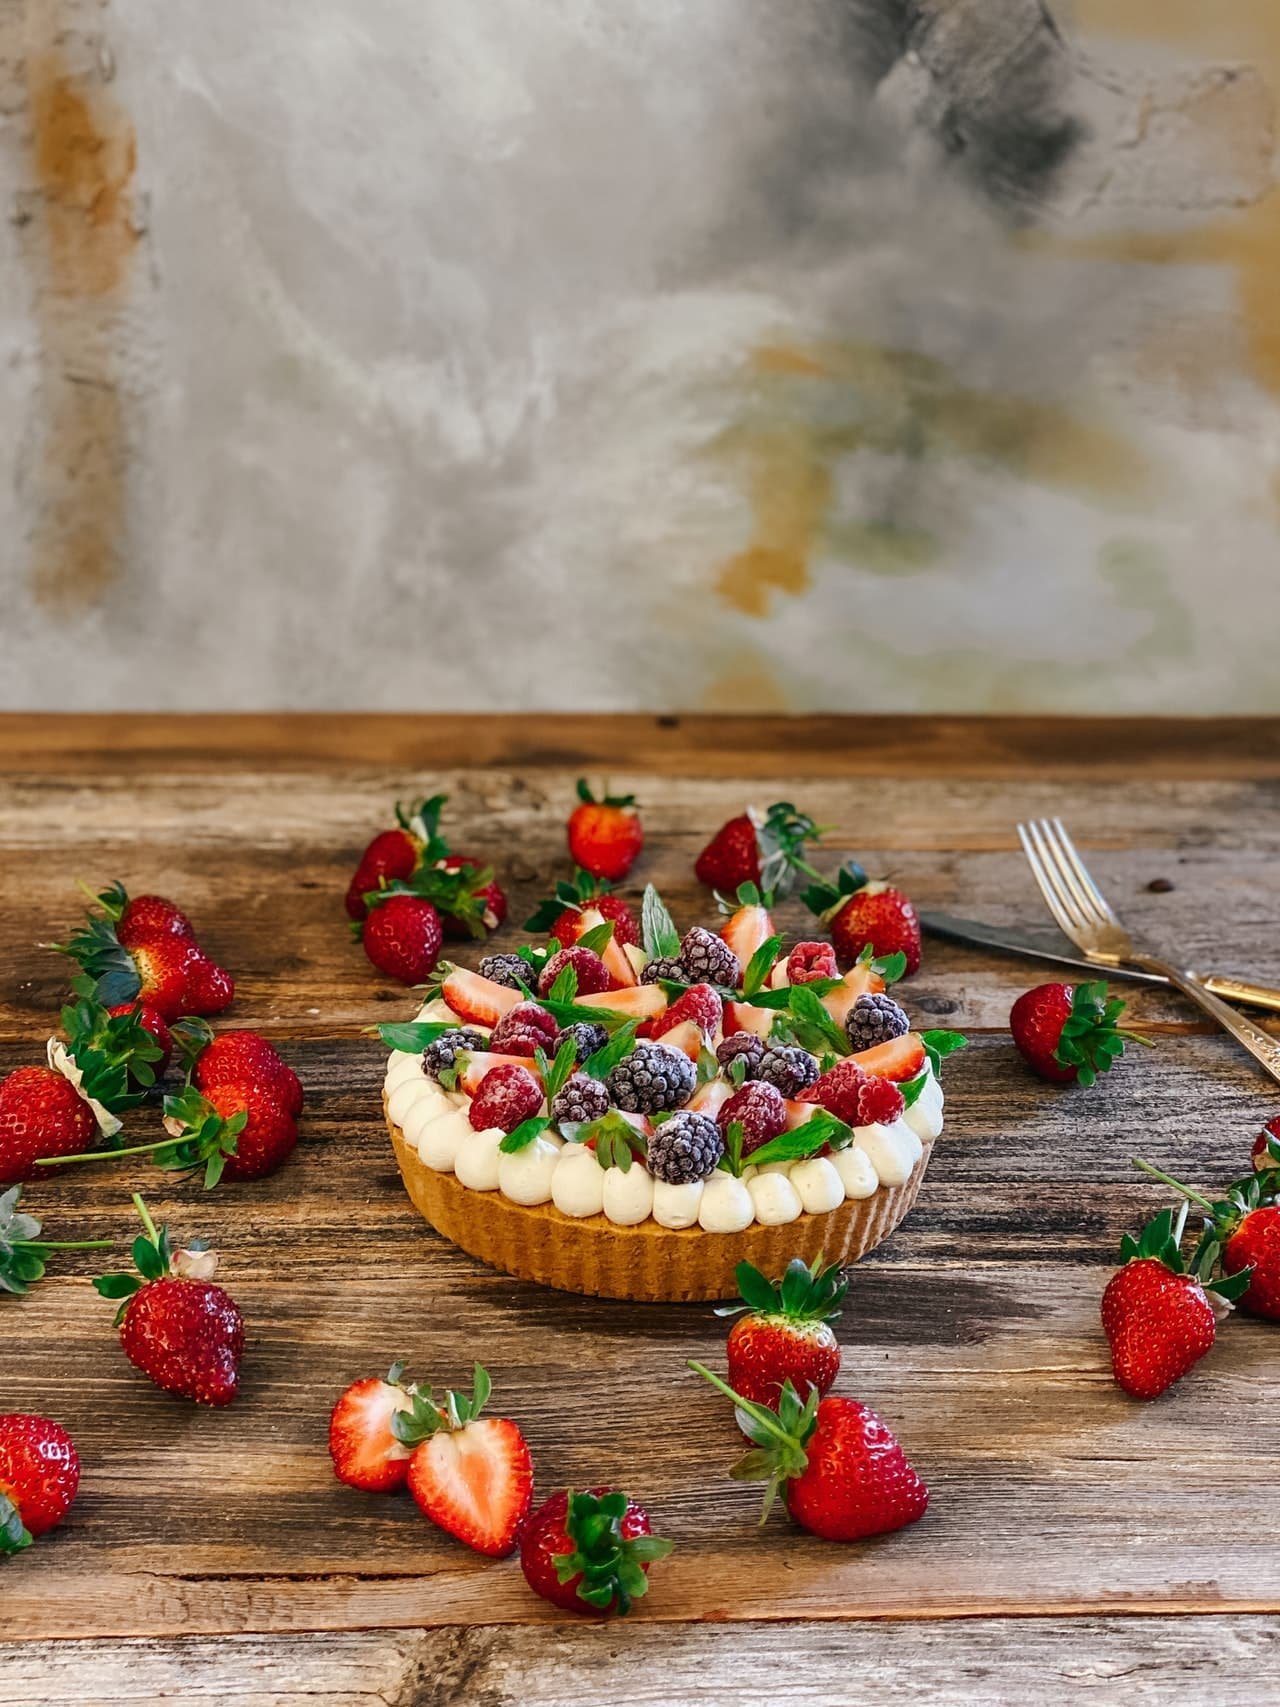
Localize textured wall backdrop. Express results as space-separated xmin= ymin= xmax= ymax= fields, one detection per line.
xmin=1 ymin=0 xmax=1278 ymax=712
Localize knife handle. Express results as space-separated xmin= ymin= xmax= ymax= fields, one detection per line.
xmin=1200 ymin=974 xmax=1280 ymax=1016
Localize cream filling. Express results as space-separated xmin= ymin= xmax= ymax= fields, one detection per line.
xmin=903 ymin=1068 xmax=944 ymax=1142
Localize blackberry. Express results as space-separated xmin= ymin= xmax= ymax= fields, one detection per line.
xmin=647 ymin=1111 xmax=724 ymax=1185
xmin=607 ymin=1042 xmax=696 ymax=1115
xmin=716 ymin=1031 xmax=765 ymax=1074
xmin=846 ymin=992 xmax=910 ymax=1053
xmin=555 ymin=1021 xmax=610 ymax=1063
xmin=422 ymin=1027 xmax=487 ymax=1082
xmin=678 ymin=927 xmax=741 ymax=989
xmin=550 ymin=1072 xmax=611 ymax=1129
xmin=756 ymin=1044 xmax=820 ymax=1098
xmin=478 ymin=952 xmax=530 ymax=991
xmin=641 ymin=955 xmax=685 ymax=986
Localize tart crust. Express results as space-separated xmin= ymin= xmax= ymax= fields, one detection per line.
xmin=386 ymin=1096 xmax=933 ymax=1302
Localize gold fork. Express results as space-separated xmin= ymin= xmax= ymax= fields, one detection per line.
xmin=1017 ymin=816 xmax=1280 ymax=1088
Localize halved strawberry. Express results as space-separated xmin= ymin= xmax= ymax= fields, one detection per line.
xmin=689 ymin=1079 xmax=733 ymax=1117
xmin=850 ymin=1032 xmax=926 ymax=1082
xmin=577 ymin=911 xmax=638 ymax=990
xmin=401 ymin=1368 xmax=533 ymax=1558
xmin=457 ymin=1052 xmax=546 ymax=1097
xmin=655 ymin=1019 xmax=702 ymax=1064
xmin=576 ymin=986 xmax=668 ymax=1021
xmin=329 ymin=1363 xmax=416 ymax=1493
xmin=719 ymin=900 xmax=775 ymax=971
xmin=820 ymin=963 xmax=886 ymax=1029
xmin=441 ymin=968 xmax=524 ymax=1028
xmin=783 ymin=1098 xmax=820 ymax=1130
xmin=722 ymin=1000 xmax=773 ymax=1041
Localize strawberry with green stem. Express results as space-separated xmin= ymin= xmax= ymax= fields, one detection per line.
xmin=716 ymin=1257 xmax=848 ymax=1410
xmin=520 ymin=1489 xmax=672 ymax=1616
xmin=1101 ymin=1203 xmax=1248 ymax=1399
xmin=1135 ymin=1158 xmax=1280 ymax=1323
xmin=567 ymin=781 xmax=643 ymax=882
xmin=803 ymin=862 xmax=922 ymax=976
xmin=524 ymin=868 xmax=641 ymax=950
xmin=689 ymin=1363 xmax=929 ymax=1542
xmin=1011 ymin=981 xmax=1147 ymax=1086
xmin=0 ymin=1186 xmax=115 ymax=1297
xmin=345 ymin=795 xmax=506 ymax=936
xmin=0 ymin=1414 xmax=80 ymax=1557
xmin=51 ymin=885 xmax=233 ymax=1021
xmin=95 ymin=1195 xmax=244 ymax=1406
xmin=695 ymin=802 xmax=825 ymax=899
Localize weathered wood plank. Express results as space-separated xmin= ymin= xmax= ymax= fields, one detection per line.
xmin=0 ymin=713 xmax=1278 ymax=778
xmin=3 ymin=1618 xmax=1280 ymax=1707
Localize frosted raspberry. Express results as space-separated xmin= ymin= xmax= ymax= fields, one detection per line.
xmin=786 ymin=941 xmax=839 ymax=984
xmin=717 ymin=1080 xmax=787 ymax=1156
xmin=658 ymin=983 xmax=722 ymax=1038
xmin=468 ymin=1064 xmax=543 ymax=1133
xmin=538 ymin=946 xmax=612 ymax=998
xmin=491 ymin=1002 xmax=559 ymax=1052
xmin=799 ymin=1059 xmax=870 ymax=1126
xmin=857 ymin=1074 xmax=906 ymax=1127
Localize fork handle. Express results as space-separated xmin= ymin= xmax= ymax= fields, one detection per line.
xmin=1134 ymin=954 xmax=1280 ymax=1087
xmin=1200 ymin=974 xmax=1280 ymax=1016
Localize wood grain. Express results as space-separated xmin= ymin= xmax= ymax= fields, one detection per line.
xmin=2 ymin=717 xmax=1279 ymax=1672
xmin=3 ymin=1618 xmax=1279 ymax=1707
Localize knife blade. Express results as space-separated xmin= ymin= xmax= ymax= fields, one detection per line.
xmin=918 ymin=910 xmax=1170 ymax=986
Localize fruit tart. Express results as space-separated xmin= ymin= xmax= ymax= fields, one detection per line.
xmin=381 ymin=884 xmax=963 ymax=1301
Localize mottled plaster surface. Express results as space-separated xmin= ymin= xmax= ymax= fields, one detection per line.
xmin=0 ymin=0 xmax=1277 ymax=711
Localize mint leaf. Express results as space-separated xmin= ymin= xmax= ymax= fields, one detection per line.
xmin=577 ymin=920 xmax=616 ymax=957
xmin=741 ymin=936 xmax=783 ymax=999
xmin=921 ymin=1029 xmax=966 ymax=1075
xmin=641 ymin=885 xmax=680 ymax=960
xmin=787 ymin=985 xmax=849 ymax=1057
xmin=376 ymin=1022 xmax=457 ymax=1053
xmin=871 ymin=951 xmax=908 ymax=985
xmin=582 ymin=1023 xmax=639 ymax=1080
xmin=749 ymin=1110 xmax=853 ymax=1166
xmin=549 ymin=965 xmax=579 ymax=1005
xmin=499 ymin=1116 xmax=551 ymax=1155
xmin=541 ymin=1038 xmax=578 ymax=1102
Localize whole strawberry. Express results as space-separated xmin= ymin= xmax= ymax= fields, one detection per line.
xmin=1137 ymin=1157 xmax=1280 ymax=1323
xmin=54 ymin=886 xmax=233 ymax=1021
xmin=1011 ymin=981 xmax=1142 ymax=1086
xmin=95 ymin=1196 xmax=244 ymax=1406
xmin=360 ymin=894 xmax=443 ymax=984
xmin=567 ymin=780 xmax=643 ymax=881
xmin=0 ymin=1066 xmax=98 ymax=1184
xmin=520 ymin=1488 xmax=672 ymax=1616
xmin=344 ymin=799 xmax=433 ymax=920
xmin=0 ymin=1414 xmax=80 ymax=1555
xmin=692 ymin=1364 xmax=928 ymax=1542
xmin=1101 ymin=1205 xmax=1244 ymax=1399
xmin=95 ymin=881 xmax=195 ymax=947
xmin=162 ymin=1082 xmax=298 ymax=1185
xmin=718 ymin=1257 xmax=847 ymax=1409
xmin=189 ymin=1027 xmax=305 ymax=1117
xmin=434 ymin=853 xmax=508 ymax=941
xmin=525 ymin=870 xmax=641 ymax=950
xmin=329 ymin=1361 xmax=416 ymax=1492
xmin=396 ymin=1366 xmax=533 ymax=1557
xmin=696 ymin=802 xmax=822 ymax=899
xmin=803 ymin=863 xmax=921 ymax=976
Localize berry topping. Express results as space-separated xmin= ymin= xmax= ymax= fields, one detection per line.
xmin=491 ymin=1003 xmax=559 ymax=1053
xmin=554 ymin=1021 xmax=610 ymax=1064
xmin=657 ymin=983 xmax=722 ymax=1040
xmin=646 ymin=1111 xmax=724 ymax=1184
xmin=845 ymin=992 xmax=910 ymax=1053
xmin=717 ymin=1080 xmax=787 ymax=1154
xmin=678 ymin=927 xmax=740 ymax=989
xmin=799 ymin=1058 xmax=870 ymax=1126
xmin=550 ymin=1073 xmax=611 ymax=1129
xmin=755 ymin=1045 xmax=820 ymax=1098
xmin=538 ymin=946 xmax=613 ymax=999
xmin=640 ymin=956 xmax=685 ymax=986
xmin=856 ymin=1074 xmax=906 ymax=1127
xmin=468 ymin=1064 xmax=543 ymax=1134
xmin=716 ymin=1031 xmax=765 ymax=1075
xmin=607 ymin=1043 xmax=696 ymax=1115
xmin=786 ymin=941 xmax=839 ymax=984
xmin=477 ymin=952 xmax=530 ymax=991
xmin=422 ymin=1028 xmax=488 ymax=1082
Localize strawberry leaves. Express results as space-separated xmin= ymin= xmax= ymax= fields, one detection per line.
xmin=801 ymin=860 xmax=868 ymax=920
xmin=524 ymin=867 xmax=613 ymax=933
xmin=567 ymin=1111 xmax=648 ymax=1172
xmin=0 ymin=1186 xmax=115 ymax=1298
xmin=716 ymin=1255 xmax=848 ymax=1323
xmin=1051 ymin=982 xmax=1143 ymax=1087
xmin=556 ymin=1489 xmax=673 ymax=1614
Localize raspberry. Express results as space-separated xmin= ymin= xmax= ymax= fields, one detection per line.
xmin=538 ymin=946 xmax=612 ymax=998
xmin=660 ymin=983 xmax=722 ymax=1038
xmin=554 ymin=1021 xmax=610 ymax=1064
xmin=716 ymin=1031 xmax=765 ymax=1075
xmin=800 ymin=1059 xmax=870 ymax=1126
xmin=422 ymin=1028 xmax=487 ymax=1082
xmin=489 ymin=1028 xmax=544 ymax=1059
xmin=607 ymin=1043 xmax=696 ymax=1115
xmin=756 ymin=1045 xmax=820 ymax=1097
xmin=468 ymin=1063 xmax=543 ymax=1133
xmin=716 ymin=1081 xmax=787 ymax=1155
xmin=857 ymin=1074 xmax=906 ymax=1127
xmin=478 ymin=952 xmax=530 ymax=991
xmin=491 ymin=1002 xmax=559 ymax=1052
xmin=549 ymin=1073 xmax=611 ymax=1129
xmin=647 ymin=1111 xmax=724 ymax=1184
xmin=640 ymin=956 xmax=685 ymax=986
xmin=786 ymin=941 xmax=839 ymax=984
xmin=845 ymin=992 xmax=910 ymax=1053
xmin=678 ymin=928 xmax=741 ymax=988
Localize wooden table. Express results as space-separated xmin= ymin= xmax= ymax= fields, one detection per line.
xmin=2 ymin=715 xmax=1279 ymax=1705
